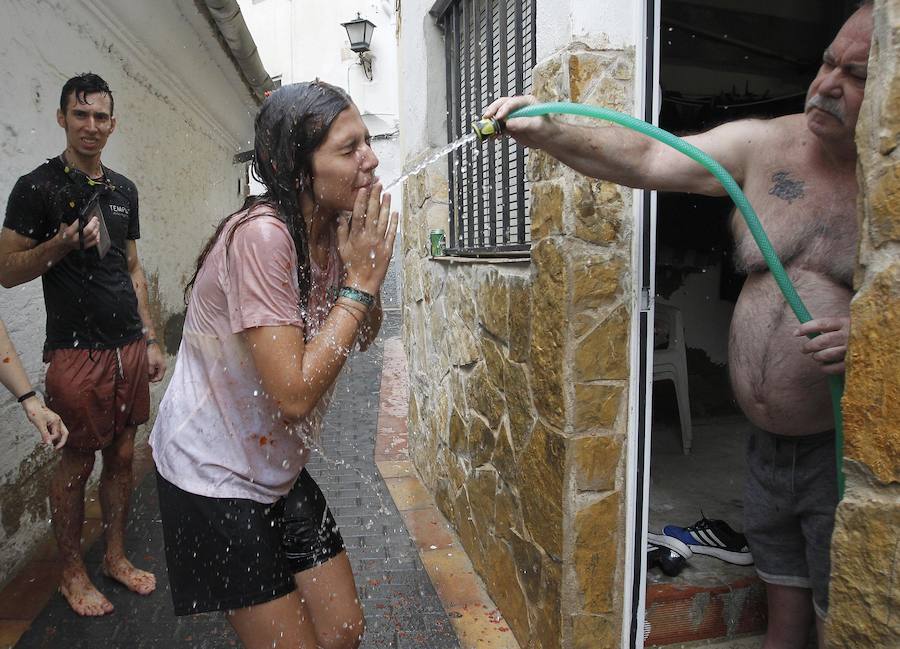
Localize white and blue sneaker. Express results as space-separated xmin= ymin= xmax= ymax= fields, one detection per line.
xmin=663 ymin=516 xmax=754 ymax=566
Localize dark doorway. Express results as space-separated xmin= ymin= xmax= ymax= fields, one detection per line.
xmin=645 ymin=1 xmax=857 ymax=646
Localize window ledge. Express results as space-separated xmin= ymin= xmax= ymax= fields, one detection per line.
xmin=428 ymin=254 xmax=530 ymax=264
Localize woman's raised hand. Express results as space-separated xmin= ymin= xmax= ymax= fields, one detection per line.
xmin=337 ymin=183 xmax=399 ymax=295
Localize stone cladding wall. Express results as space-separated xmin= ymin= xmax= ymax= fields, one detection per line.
xmin=827 ymin=1 xmax=900 ymax=647
xmin=401 ymin=44 xmax=636 ymax=649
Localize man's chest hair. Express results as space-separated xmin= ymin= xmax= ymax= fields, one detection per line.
xmin=732 ymin=164 xmax=857 ymax=281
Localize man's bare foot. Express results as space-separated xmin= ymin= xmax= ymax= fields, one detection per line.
xmin=60 ymin=570 xmax=114 ymax=616
xmin=102 ymin=556 xmax=156 ymax=595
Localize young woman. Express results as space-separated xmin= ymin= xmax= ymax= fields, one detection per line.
xmin=150 ymin=81 xmax=398 ymax=649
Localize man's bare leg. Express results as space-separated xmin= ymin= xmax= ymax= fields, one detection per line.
xmin=816 ymin=614 xmax=826 ymax=649
xmin=50 ymin=447 xmax=114 ymax=616
xmin=763 ymin=583 xmax=815 ymax=649
xmin=99 ymin=425 xmax=155 ymax=595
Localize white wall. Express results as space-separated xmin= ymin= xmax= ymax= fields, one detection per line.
xmin=537 ymin=0 xmax=640 ymax=62
xmin=237 ymin=0 xmax=399 ymax=134
xmin=0 ymin=0 xmax=258 ymax=585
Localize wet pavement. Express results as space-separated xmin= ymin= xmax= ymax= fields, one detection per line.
xmin=12 ymin=312 xmax=461 ymax=649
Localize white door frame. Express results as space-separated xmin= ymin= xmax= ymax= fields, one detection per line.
xmin=621 ymin=0 xmax=660 ymax=646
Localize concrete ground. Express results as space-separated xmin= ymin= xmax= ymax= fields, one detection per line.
xmin=647 ymin=414 xmax=757 ymax=589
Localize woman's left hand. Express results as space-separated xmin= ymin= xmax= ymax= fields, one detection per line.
xmin=22 ymin=396 xmax=69 ymax=449
xmin=337 ymin=184 xmax=399 ymax=296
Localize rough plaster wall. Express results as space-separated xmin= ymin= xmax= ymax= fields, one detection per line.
xmin=536 ymin=0 xmax=637 ymax=61
xmin=373 ymin=136 xmax=403 ymax=307
xmin=0 ymin=0 xmax=252 ymax=585
xmin=237 ymin=0 xmax=400 ymax=128
xmin=396 ymin=0 xmax=448 ymax=159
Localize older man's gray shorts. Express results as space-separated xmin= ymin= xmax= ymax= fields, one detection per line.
xmin=744 ymin=428 xmax=838 ymax=618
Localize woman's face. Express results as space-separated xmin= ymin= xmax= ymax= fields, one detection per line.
xmin=307 ymin=105 xmax=379 ymax=214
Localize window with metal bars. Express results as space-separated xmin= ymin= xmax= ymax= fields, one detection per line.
xmin=432 ymin=0 xmax=536 ymax=256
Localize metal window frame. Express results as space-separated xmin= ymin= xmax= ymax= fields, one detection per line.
xmin=433 ymin=0 xmax=536 ymax=256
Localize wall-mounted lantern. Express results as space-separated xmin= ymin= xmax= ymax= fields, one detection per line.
xmin=341 ymin=13 xmax=376 ymax=80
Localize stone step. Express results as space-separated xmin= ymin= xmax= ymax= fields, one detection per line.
xmin=645 ymin=575 xmax=766 ymax=646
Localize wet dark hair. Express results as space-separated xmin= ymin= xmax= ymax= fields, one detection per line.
xmin=60 ymin=73 xmax=114 ymax=116
xmin=184 ymin=80 xmax=353 ymax=312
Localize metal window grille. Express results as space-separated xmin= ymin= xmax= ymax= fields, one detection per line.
xmin=433 ymin=0 xmax=536 ymax=255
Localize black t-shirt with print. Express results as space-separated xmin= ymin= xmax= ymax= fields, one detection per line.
xmin=4 ymin=157 xmax=144 ymax=350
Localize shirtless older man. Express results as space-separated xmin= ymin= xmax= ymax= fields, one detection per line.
xmin=484 ymin=4 xmax=873 ymax=648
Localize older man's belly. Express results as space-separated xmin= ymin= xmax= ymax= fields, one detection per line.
xmin=727 ymin=269 xmax=852 ymax=436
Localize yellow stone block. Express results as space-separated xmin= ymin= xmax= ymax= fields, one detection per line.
xmin=480 ymin=537 xmax=531 ymax=645
xmin=571 ymin=614 xmax=620 ymax=649
xmin=530 ymin=241 xmax=566 ymax=428
xmin=467 ymin=363 xmax=505 ymax=430
xmin=492 ymin=421 xmax=519 ymax=486
xmin=520 ymin=421 xmax=566 ymax=558
xmin=574 ymin=304 xmax=630 ymax=381
xmin=493 ymin=467 xmax=523 ymax=540
xmin=468 ymin=415 xmax=497 ymax=467
xmin=574 ymin=493 xmax=621 ymax=613
xmin=843 ymin=263 xmax=900 ymax=483
xmin=827 ymin=497 xmax=900 ymax=648
xmin=533 ymin=55 xmax=563 ymax=103
xmin=869 ymin=164 xmax=900 ymax=246
xmin=466 ymin=468 xmax=499 ymax=537
xmin=573 ymin=383 xmax=624 ymax=431
xmin=504 ymin=359 xmax=534 ymax=452
xmin=573 ymin=178 xmax=624 ymax=245
xmin=529 ymin=148 xmax=564 ymax=182
xmin=572 ymin=254 xmax=625 ymax=311
xmin=483 ymin=337 xmax=506 ymax=389
xmin=535 ymin=556 xmax=563 ymax=649
xmin=571 ymin=435 xmax=623 ymax=493
xmin=479 ymin=276 xmax=511 ymax=341
xmin=531 ymin=181 xmax=565 ymax=241
xmin=508 ymin=531 xmax=543 ymax=604
xmin=508 ymin=278 xmax=531 ymax=363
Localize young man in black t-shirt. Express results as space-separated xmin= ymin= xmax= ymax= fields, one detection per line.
xmin=0 ymin=73 xmax=166 ymax=616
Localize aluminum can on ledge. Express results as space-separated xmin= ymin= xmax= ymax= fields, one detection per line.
xmin=429 ymin=229 xmax=446 ymax=257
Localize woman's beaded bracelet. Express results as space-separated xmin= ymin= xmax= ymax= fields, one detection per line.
xmin=333 ymin=302 xmax=364 ymax=325
xmin=338 ymin=286 xmax=375 ymax=308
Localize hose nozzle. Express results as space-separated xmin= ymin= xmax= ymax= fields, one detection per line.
xmin=472 ymin=117 xmax=504 ymax=142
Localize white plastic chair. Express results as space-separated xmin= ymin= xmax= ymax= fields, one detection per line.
xmin=653 ymin=302 xmax=692 ymax=454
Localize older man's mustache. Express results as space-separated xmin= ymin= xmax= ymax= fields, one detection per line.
xmin=805 ymin=95 xmax=845 ymax=124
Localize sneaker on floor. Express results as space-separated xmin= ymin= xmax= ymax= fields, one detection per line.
xmin=647 ymin=531 xmax=693 ymax=560
xmin=663 ymin=516 xmax=754 ymax=565
xmin=647 ymin=533 xmax=691 ymax=577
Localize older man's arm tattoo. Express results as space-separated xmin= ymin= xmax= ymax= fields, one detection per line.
xmin=768 ymin=171 xmax=805 ymax=204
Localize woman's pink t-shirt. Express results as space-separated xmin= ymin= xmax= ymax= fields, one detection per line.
xmin=150 ymin=206 xmax=342 ymax=503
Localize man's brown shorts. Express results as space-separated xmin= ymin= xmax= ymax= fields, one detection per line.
xmin=45 ymin=337 xmax=150 ymax=451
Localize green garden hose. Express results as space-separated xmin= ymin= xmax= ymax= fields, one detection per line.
xmin=502 ymin=102 xmax=846 ymax=496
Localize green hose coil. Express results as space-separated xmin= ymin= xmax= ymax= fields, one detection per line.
xmin=507 ymin=102 xmax=845 ymax=496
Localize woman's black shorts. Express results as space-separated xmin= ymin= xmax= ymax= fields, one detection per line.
xmin=156 ymin=468 xmax=345 ymax=616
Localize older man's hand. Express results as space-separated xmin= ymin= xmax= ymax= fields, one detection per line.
xmin=795 ymin=317 xmax=850 ymax=375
